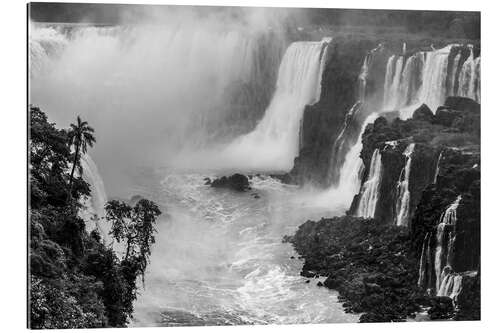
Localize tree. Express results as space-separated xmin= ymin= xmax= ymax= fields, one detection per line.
xmin=105 ymin=199 xmax=161 ymax=279
xmin=67 ymin=116 xmax=95 ymax=200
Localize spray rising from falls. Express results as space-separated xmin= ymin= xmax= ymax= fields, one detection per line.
xmin=220 ymin=39 xmax=330 ymax=171
xmin=356 ymin=148 xmax=383 ymax=218
xmin=30 ymin=21 xmax=287 ymax=186
xmin=394 ymin=143 xmax=415 ymax=226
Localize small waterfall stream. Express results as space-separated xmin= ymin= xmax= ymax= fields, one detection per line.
xmin=356 ymin=149 xmax=383 ymax=218
xmin=79 ymin=154 xmax=109 ymax=242
xmin=394 ymin=143 xmax=415 ymax=226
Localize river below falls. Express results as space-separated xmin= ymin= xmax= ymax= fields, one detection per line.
xmin=129 ymin=172 xmax=358 ymax=326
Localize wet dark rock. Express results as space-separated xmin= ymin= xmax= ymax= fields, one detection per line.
xmin=349 ymin=98 xmax=479 ymax=225
xmin=317 ymin=281 xmax=323 ymax=287
xmin=434 ymin=108 xmax=463 ymax=127
xmin=412 ymin=104 xmax=434 ymax=122
xmin=209 ymin=174 xmax=251 ymax=192
xmin=443 ymin=96 xmax=480 ymax=113
xmin=285 ymin=216 xmax=424 ymax=322
xmin=300 ymin=270 xmax=316 ymax=278
xmin=427 ymin=297 xmax=454 ymax=320
xmin=305 ymin=280 xmax=310 ymax=284
xmin=455 ymin=271 xmax=480 ymax=320
xmin=288 ymin=38 xmax=390 ymax=187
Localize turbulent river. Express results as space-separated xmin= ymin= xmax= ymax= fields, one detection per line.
xmin=130 ymin=172 xmax=357 ymax=326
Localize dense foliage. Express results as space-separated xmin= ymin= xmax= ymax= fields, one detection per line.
xmin=29 ymin=106 xmax=161 ymax=328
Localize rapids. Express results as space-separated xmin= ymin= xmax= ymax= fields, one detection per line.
xmin=130 ymin=173 xmax=358 ymax=326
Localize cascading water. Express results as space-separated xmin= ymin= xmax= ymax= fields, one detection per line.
xmin=220 ymin=39 xmax=330 ymax=171
xmin=419 ymin=46 xmax=451 ymax=112
xmin=356 ymin=148 xmax=383 ymax=218
xmin=381 ymin=44 xmax=480 ymax=120
xmin=458 ymin=47 xmax=481 ymax=102
xmin=394 ymin=143 xmax=415 ymax=226
xmin=434 ymin=195 xmax=462 ymax=292
xmin=78 ymin=154 xmax=109 ymax=243
xmin=434 ymin=151 xmax=443 ymax=183
xmin=29 ymin=21 xmax=286 ymax=182
xmin=417 ymin=232 xmax=432 ymax=289
xmin=326 ymin=45 xmax=382 ymax=186
xmin=448 ymin=53 xmax=461 ymax=96
xmin=384 ymin=56 xmax=405 ymax=110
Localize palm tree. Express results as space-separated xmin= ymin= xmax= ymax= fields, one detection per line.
xmin=67 ymin=116 xmax=95 ymax=199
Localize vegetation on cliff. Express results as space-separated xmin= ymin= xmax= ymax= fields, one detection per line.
xmin=29 ymin=106 xmax=161 ymax=328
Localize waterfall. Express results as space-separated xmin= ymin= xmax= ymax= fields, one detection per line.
xmin=383 ymin=52 xmax=425 ymax=112
xmin=79 ymin=154 xmax=109 ymax=243
xmin=380 ymin=44 xmax=480 ymax=120
xmin=394 ymin=143 xmax=415 ymax=226
xmin=399 ymin=53 xmax=425 ymax=107
xmin=458 ymin=47 xmax=481 ymax=102
xmin=326 ymin=102 xmax=362 ymax=183
xmin=358 ymin=52 xmax=373 ymax=103
xmin=330 ymin=113 xmax=379 ymax=201
xmin=384 ymin=56 xmax=405 ymax=110
xmin=434 ymin=151 xmax=443 ymax=183
xmin=356 ymin=148 xmax=383 ymax=218
xmin=382 ymin=55 xmax=396 ymax=107
xmin=419 ymin=47 xmax=451 ymax=112
xmin=29 ymin=22 xmax=287 ymax=170
xmin=448 ymin=53 xmax=461 ymax=96
xmin=222 ymin=39 xmax=330 ymax=171
xmin=434 ymin=195 xmax=462 ymax=292
xmin=418 ymin=232 xmax=432 ymax=288
xmin=437 ymin=266 xmax=463 ymax=303
xmin=326 ymin=46 xmax=381 ymax=185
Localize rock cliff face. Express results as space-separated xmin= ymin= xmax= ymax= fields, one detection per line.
xmin=288 ymin=96 xmax=480 ymax=322
xmin=349 ymin=97 xmax=479 ymax=226
xmin=288 ymin=37 xmax=389 ymax=186
xmin=288 ymin=40 xmax=480 ymax=187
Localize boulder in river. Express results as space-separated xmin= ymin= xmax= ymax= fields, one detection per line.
xmin=209 ymin=173 xmax=251 ymax=192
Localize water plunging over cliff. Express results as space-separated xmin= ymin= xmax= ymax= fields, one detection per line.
xmin=394 ymin=143 xmax=415 ymax=226
xmin=221 ymin=39 xmax=330 ymax=171
xmin=356 ymin=149 xmax=383 ymax=218
xmin=432 ymin=195 xmax=462 ymax=294
xmin=29 ymin=22 xmax=286 ymax=182
xmin=79 ymin=154 xmax=109 ymax=243
xmin=381 ymin=44 xmax=480 ymax=119
xmin=433 ymin=151 xmax=443 ymax=183
xmin=458 ymin=48 xmax=481 ymax=103
xmin=326 ymin=46 xmax=382 ymax=186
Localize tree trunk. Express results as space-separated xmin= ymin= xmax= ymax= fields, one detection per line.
xmin=67 ymin=144 xmax=79 ymax=201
